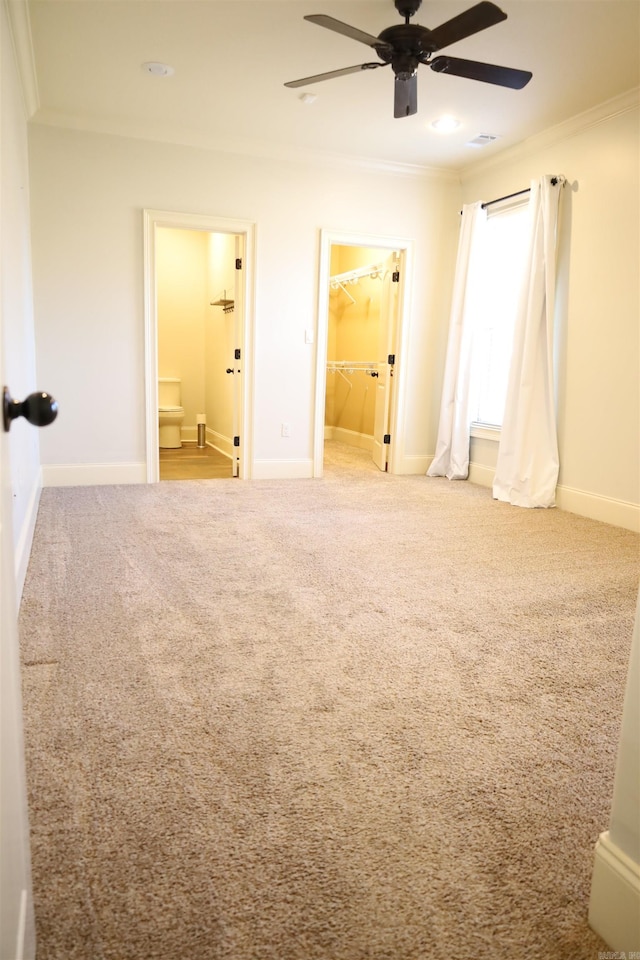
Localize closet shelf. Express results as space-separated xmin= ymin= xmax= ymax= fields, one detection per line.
xmin=210 ymin=299 xmax=234 ymax=314
xmin=327 ymin=360 xmax=380 ymax=378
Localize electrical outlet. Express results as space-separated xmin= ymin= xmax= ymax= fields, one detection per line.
xmin=281 ymin=423 xmax=290 ymax=438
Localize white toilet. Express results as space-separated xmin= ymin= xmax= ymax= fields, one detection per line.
xmin=158 ymin=378 xmax=185 ymax=449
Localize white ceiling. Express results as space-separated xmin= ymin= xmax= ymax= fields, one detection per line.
xmin=23 ymin=0 xmax=640 ymax=171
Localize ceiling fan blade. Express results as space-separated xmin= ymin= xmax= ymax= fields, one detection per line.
xmin=430 ymin=56 xmax=531 ymax=89
xmin=394 ymin=74 xmax=418 ymax=118
xmin=428 ymin=1 xmax=507 ymax=52
xmin=284 ymin=63 xmax=384 ymax=89
xmin=304 ymin=14 xmax=392 ymax=54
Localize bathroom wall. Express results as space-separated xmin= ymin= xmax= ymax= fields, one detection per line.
xmin=325 ymin=245 xmax=392 ymax=448
xmin=157 ymin=227 xmax=207 ymax=440
xmin=205 ymin=233 xmax=236 ymax=455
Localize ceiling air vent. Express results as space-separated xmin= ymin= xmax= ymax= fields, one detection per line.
xmin=466 ymin=133 xmax=500 ymax=148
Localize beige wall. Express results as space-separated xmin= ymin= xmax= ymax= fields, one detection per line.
xmin=460 ymin=101 xmax=639 ymax=519
xmin=28 ymin=124 xmax=460 ymax=479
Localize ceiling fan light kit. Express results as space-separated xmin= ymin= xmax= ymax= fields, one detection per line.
xmin=284 ymin=0 xmax=532 ymax=119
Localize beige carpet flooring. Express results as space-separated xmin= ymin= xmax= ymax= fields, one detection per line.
xmin=19 ymin=442 xmax=640 ymax=960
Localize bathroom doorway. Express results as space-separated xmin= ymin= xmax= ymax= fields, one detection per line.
xmin=313 ymin=230 xmax=412 ymax=476
xmin=144 ymin=211 xmax=255 ymax=482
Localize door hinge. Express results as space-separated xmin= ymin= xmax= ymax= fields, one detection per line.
xmin=235 ymin=348 xmax=241 ymax=360
xmin=392 ymin=271 xmax=400 ymax=283
xmin=384 ymin=434 xmax=391 ymax=444
xmin=235 ymin=258 xmax=242 ymax=270
xmin=234 ymin=436 xmax=240 ymax=447
xmin=388 ymin=354 xmax=395 ymax=365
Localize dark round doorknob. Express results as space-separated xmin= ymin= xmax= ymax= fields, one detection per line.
xmin=3 ymin=387 xmax=58 ymax=433
xmin=226 ymin=368 xmax=234 ymax=374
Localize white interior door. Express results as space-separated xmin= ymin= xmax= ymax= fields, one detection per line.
xmin=371 ymin=252 xmax=400 ymax=471
xmin=231 ymin=236 xmax=244 ymax=478
xmin=0 ymin=404 xmax=36 ymax=957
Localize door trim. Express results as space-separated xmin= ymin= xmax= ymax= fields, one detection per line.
xmin=143 ymin=210 xmax=256 ymax=481
xmin=313 ymin=229 xmax=413 ymax=477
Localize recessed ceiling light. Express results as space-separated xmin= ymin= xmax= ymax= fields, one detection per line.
xmin=142 ymin=62 xmax=174 ymax=78
xmin=430 ymin=115 xmax=461 ymax=133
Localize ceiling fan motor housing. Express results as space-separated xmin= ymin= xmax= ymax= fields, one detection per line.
xmin=375 ymin=24 xmax=436 ymax=76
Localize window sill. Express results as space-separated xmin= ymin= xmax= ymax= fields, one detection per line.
xmin=470 ymin=423 xmax=501 ymax=442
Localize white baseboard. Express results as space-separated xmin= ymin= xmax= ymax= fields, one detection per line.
xmin=207 ymin=428 xmax=233 ymax=459
xmin=326 ymin=427 xmax=373 ymax=451
xmin=180 ymin=425 xmax=232 ymax=452
xmin=394 ymin=454 xmax=432 ymax=475
xmin=468 ymin=461 xmax=495 ymax=487
xmin=589 ymin=831 xmax=640 ymax=951
xmin=14 ymin=476 xmax=42 ymax=606
xmin=466 ymin=461 xmax=639 ymax=532
xmin=252 ymin=459 xmax=313 ymax=480
xmin=41 ymin=462 xmax=147 ymax=487
xmin=556 ymin=484 xmax=639 ymax=533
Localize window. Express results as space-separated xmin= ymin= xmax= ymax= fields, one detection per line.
xmin=468 ymin=199 xmax=530 ymax=430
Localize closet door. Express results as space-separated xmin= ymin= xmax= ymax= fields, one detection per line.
xmin=372 ymin=252 xmax=399 ymax=471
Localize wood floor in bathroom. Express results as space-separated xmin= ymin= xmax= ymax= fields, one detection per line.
xmin=159 ymin=443 xmax=234 ymax=480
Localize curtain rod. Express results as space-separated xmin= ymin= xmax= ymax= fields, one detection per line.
xmin=481 ymin=177 xmax=560 ymax=210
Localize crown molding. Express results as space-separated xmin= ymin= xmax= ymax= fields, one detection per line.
xmin=29 ymin=109 xmax=459 ymax=183
xmin=4 ymin=0 xmax=39 ymax=118
xmin=457 ymin=87 xmax=639 ymax=179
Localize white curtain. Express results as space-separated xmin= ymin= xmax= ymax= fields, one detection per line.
xmin=493 ymin=175 xmax=565 ymax=508
xmin=427 ymin=202 xmax=486 ymax=480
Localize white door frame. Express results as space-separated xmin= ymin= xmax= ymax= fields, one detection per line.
xmin=313 ymin=229 xmax=413 ymax=477
xmin=143 ymin=210 xmax=256 ymax=481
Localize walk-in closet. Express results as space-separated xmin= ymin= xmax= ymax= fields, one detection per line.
xmin=325 ymin=244 xmax=399 ymax=471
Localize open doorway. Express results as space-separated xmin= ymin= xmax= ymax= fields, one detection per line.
xmin=156 ymin=228 xmax=238 ymax=480
xmin=314 ymin=231 xmax=412 ymax=477
xmin=144 ymin=211 xmax=255 ymax=482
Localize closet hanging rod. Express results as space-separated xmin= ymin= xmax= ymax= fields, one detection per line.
xmin=330 ymin=262 xmax=384 ymax=285
xmin=326 ymin=360 xmax=378 ymax=369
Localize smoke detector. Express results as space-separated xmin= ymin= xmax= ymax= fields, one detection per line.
xmin=142 ymin=62 xmax=174 ymax=78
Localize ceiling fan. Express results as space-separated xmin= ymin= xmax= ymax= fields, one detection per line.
xmin=284 ymin=0 xmax=532 ymax=118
